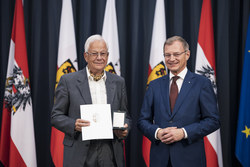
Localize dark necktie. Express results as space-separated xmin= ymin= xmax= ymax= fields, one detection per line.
xmin=170 ymin=76 xmax=179 ymax=112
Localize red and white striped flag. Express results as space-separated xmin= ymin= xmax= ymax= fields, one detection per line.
xmin=0 ymin=0 xmax=37 ymax=166
xmin=142 ymin=0 xmax=167 ymax=166
xmin=50 ymin=0 xmax=78 ymax=166
xmin=195 ymin=0 xmax=223 ymax=166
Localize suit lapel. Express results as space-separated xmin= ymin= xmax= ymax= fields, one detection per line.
xmin=105 ymin=72 xmax=116 ymax=104
xmin=171 ymin=71 xmax=194 ymax=118
xmin=161 ymin=75 xmax=172 ymax=116
xmin=76 ymin=68 xmax=92 ymax=104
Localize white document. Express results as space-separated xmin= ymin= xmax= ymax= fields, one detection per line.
xmin=80 ymin=104 xmax=113 ymax=141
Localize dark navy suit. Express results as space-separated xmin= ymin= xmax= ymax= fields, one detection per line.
xmin=137 ymin=70 xmax=220 ymax=167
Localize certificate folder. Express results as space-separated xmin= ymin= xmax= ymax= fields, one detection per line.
xmin=80 ymin=104 xmax=113 ymax=141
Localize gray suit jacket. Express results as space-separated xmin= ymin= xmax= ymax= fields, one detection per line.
xmin=51 ymin=68 xmax=130 ymax=167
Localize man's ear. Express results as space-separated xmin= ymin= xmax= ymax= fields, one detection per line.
xmin=84 ymin=52 xmax=88 ymax=63
xmin=186 ymin=50 xmax=190 ymax=61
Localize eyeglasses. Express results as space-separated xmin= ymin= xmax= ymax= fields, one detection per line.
xmin=87 ymin=52 xmax=109 ymax=59
xmin=163 ymin=51 xmax=187 ymax=58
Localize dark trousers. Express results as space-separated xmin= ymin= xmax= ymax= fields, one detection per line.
xmin=84 ymin=140 xmax=116 ymax=167
xmin=167 ymin=158 xmax=172 ymax=167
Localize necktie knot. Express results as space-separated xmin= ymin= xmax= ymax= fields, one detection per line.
xmin=172 ymin=76 xmax=179 ymax=82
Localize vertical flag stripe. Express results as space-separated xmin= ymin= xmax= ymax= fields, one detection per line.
xmin=50 ymin=127 xmax=64 ymax=167
xmin=102 ymin=0 xmax=120 ymax=75
xmin=204 ymin=136 xmax=219 ymax=167
xmin=195 ymin=0 xmax=223 ymax=167
xmin=0 ymin=0 xmax=37 ymax=166
xmin=142 ymin=136 xmax=151 ymax=167
xmin=50 ymin=0 xmax=78 ymax=166
xmin=9 ymin=139 xmax=26 ymax=167
xmin=57 ymin=0 xmax=78 ymax=69
xmin=11 ymin=1 xmax=29 ymax=78
xmin=143 ymin=0 xmax=166 ymax=166
xmin=196 ymin=0 xmax=216 ymax=72
xmin=0 ymin=102 xmax=11 ymax=166
xmin=149 ymin=0 xmax=166 ymax=69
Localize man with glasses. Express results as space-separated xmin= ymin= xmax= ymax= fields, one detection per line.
xmin=137 ymin=36 xmax=220 ymax=167
xmin=51 ymin=34 xmax=130 ymax=167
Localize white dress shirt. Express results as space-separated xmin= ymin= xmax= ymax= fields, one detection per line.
xmin=86 ymin=67 xmax=107 ymax=104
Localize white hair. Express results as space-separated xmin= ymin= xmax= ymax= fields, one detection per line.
xmin=84 ymin=34 xmax=109 ymax=52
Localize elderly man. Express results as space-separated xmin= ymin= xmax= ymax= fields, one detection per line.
xmin=51 ymin=34 xmax=130 ymax=167
xmin=137 ymin=36 xmax=220 ymax=167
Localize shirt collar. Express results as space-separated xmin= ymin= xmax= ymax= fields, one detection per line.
xmin=86 ymin=66 xmax=107 ymax=81
xmin=169 ymin=67 xmax=188 ymax=80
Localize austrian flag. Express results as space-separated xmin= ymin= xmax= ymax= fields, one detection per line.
xmin=0 ymin=0 xmax=37 ymax=166
xmin=195 ymin=0 xmax=223 ymax=166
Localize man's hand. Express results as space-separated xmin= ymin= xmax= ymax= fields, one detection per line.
xmin=157 ymin=127 xmax=184 ymax=144
xmin=114 ymin=124 xmax=128 ymax=139
xmin=75 ymin=119 xmax=90 ymax=132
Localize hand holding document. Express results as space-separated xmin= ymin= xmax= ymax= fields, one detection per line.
xmin=80 ymin=104 xmax=113 ymax=141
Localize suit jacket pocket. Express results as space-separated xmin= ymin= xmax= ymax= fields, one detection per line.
xmin=63 ymin=138 xmax=74 ymax=147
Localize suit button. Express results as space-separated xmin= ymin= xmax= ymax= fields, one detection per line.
xmin=169 ymin=121 xmax=173 ymax=123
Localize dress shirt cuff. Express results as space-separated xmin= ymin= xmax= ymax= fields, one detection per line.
xmin=182 ymin=128 xmax=188 ymax=139
xmin=155 ymin=128 xmax=161 ymax=140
